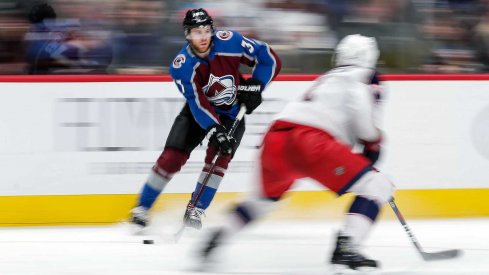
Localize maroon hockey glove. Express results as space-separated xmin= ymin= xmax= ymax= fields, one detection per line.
xmin=361 ymin=139 xmax=381 ymax=165
xmin=207 ymin=124 xmax=235 ymax=155
xmin=237 ymin=78 xmax=263 ymax=114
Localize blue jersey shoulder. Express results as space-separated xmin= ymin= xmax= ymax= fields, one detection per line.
xmin=169 ymin=46 xmax=199 ymax=82
xmin=212 ymin=30 xmax=245 ymax=54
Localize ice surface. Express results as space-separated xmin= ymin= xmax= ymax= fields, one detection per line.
xmin=0 ymin=217 xmax=486 ymax=275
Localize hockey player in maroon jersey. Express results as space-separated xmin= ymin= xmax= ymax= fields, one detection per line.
xmin=197 ymin=34 xmax=395 ymax=271
xmin=129 ymin=8 xmax=281 ymax=230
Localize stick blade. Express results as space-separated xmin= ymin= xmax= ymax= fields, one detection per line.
xmin=421 ymin=249 xmax=462 ymax=261
xmin=173 ymin=226 xmax=185 ymax=243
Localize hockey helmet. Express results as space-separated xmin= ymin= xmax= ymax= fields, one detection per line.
xmin=334 ymin=34 xmax=379 ymax=69
xmin=28 ymin=2 xmax=56 ymax=24
xmin=183 ymin=8 xmax=214 ymax=35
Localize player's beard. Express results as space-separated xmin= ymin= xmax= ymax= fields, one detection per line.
xmin=191 ymin=40 xmax=211 ymax=58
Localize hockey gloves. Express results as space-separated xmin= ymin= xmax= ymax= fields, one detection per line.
xmin=362 ymin=140 xmax=381 ymax=165
xmin=237 ymin=78 xmax=263 ymax=114
xmin=207 ymin=124 xmax=235 ymax=155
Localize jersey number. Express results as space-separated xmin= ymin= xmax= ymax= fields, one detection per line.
xmin=241 ymin=40 xmax=255 ymax=54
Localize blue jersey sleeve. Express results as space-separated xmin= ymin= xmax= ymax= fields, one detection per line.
xmin=248 ymin=38 xmax=281 ymax=87
xmin=232 ymin=32 xmax=281 ymax=88
xmin=169 ymin=54 xmax=220 ymax=130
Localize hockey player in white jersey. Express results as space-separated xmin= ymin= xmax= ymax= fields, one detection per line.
xmin=197 ymin=34 xmax=395 ymax=271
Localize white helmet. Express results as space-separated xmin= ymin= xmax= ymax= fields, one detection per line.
xmin=334 ymin=34 xmax=379 ymax=69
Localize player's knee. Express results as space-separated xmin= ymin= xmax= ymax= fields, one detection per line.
xmin=204 ymin=145 xmax=218 ymax=164
xmin=354 ymin=171 xmax=395 ymax=205
xmin=215 ymin=154 xmax=232 ymax=170
xmin=154 ymin=148 xmax=188 ymax=175
xmin=371 ymin=172 xmax=395 ymax=204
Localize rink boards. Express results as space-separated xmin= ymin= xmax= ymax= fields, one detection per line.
xmin=0 ymin=189 xmax=488 ymax=226
xmin=0 ymin=74 xmax=488 ymax=225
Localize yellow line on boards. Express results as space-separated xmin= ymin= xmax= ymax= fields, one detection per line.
xmin=0 ymin=189 xmax=487 ymax=226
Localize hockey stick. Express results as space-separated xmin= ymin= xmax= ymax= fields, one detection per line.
xmin=174 ymin=104 xmax=247 ymax=241
xmin=388 ymin=198 xmax=461 ymax=261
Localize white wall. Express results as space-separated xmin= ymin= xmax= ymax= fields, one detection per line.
xmin=382 ymin=81 xmax=489 ymax=189
xmin=0 ymin=80 xmax=488 ymax=196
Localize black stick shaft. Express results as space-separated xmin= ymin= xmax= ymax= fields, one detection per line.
xmin=389 ymin=198 xmax=425 ymax=254
xmin=389 ymin=198 xmax=461 ymax=261
xmin=174 ymin=105 xmax=247 ymax=241
xmin=190 ymin=104 xmax=247 ymax=208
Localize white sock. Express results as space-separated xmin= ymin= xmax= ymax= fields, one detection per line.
xmin=341 ymin=213 xmax=374 ymax=246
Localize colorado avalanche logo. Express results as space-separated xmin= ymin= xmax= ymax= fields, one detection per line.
xmin=172 ymin=54 xmax=185 ymax=69
xmin=216 ymin=30 xmax=233 ymax=41
xmin=203 ymin=74 xmax=236 ymax=106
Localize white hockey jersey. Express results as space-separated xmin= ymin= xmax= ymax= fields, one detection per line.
xmin=274 ymin=66 xmax=382 ymax=147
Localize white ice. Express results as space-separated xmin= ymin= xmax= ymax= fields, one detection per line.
xmin=0 ymin=216 xmax=487 ymax=275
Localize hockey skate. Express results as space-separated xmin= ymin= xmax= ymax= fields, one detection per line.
xmin=194 ymin=229 xmax=226 ymax=272
xmin=183 ymin=201 xmax=205 ymax=229
xmin=330 ymin=233 xmax=378 ymax=271
xmin=129 ymin=206 xmax=149 ymax=232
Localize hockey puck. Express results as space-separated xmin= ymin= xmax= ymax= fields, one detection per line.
xmin=143 ymin=239 xmax=154 ymax=244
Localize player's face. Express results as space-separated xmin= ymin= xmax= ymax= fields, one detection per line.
xmin=188 ymin=25 xmax=212 ymax=54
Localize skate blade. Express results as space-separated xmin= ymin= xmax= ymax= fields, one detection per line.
xmin=127 ymin=222 xmax=149 ymax=236
xmin=331 ymin=264 xmax=378 ymax=274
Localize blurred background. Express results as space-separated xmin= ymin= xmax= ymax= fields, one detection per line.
xmin=2 ymin=0 xmax=489 ymax=74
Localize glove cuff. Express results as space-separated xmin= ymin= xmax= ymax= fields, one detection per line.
xmin=238 ymin=78 xmax=264 ymax=92
xmin=206 ymin=124 xmax=226 ymax=140
xmin=206 ymin=124 xmax=217 ymax=140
